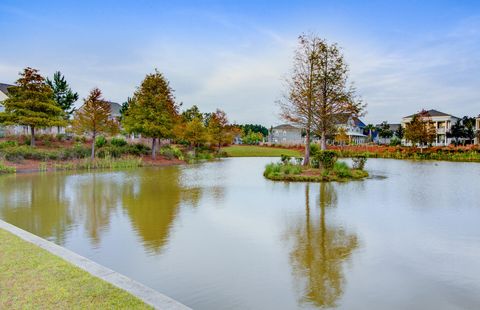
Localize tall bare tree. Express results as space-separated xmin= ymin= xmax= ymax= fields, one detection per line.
xmin=313 ymin=38 xmax=365 ymax=151
xmin=280 ymin=34 xmax=365 ymax=165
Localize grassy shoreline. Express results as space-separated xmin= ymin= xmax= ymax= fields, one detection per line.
xmin=223 ymin=145 xmax=301 ymax=157
xmin=263 ymin=161 xmax=369 ymax=183
xmin=0 ymin=228 xmax=151 ymax=309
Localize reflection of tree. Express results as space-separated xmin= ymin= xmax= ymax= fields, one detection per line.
xmin=122 ymin=167 xmax=184 ymax=253
xmin=288 ymin=183 xmax=358 ymax=308
xmin=0 ymin=174 xmax=72 ymax=245
xmin=72 ymin=173 xmax=124 ymax=245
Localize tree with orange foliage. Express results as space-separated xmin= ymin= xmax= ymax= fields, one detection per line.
xmin=72 ymin=88 xmax=119 ymax=159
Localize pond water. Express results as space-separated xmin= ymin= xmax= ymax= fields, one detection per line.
xmin=1 ymin=158 xmax=479 ymax=309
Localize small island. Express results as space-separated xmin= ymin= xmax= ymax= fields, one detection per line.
xmin=264 ymin=151 xmax=368 ymax=182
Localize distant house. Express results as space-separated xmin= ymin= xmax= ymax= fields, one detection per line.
xmin=0 ymin=82 xmax=68 ymax=136
xmin=401 ymin=109 xmax=460 ymax=146
xmin=476 ymin=116 xmax=480 ymax=145
xmin=269 ymin=124 xmax=303 ymax=145
xmin=0 ymin=83 xmax=11 ymax=104
xmin=106 ymin=101 xmax=121 ymax=120
xmin=373 ymin=123 xmax=401 ymax=144
xmin=334 ymin=114 xmax=368 ymax=144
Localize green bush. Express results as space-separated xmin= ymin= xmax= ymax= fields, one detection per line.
xmin=352 ymin=155 xmax=367 ymax=170
xmin=389 ymin=138 xmax=401 ymax=146
xmin=264 ymin=162 xmax=301 ymax=178
xmin=0 ymin=141 xmax=18 ymax=149
xmin=126 ymin=143 xmax=151 ymax=156
xmin=313 ymin=150 xmax=338 ymax=169
xmin=333 ymin=162 xmax=352 ymax=178
xmin=0 ymin=162 xmax=15 ymax=174
xmin=310 ymin=143 xmax=320 ymax=156
xmin=110 ymin=137 xmax=127 ymax=147
xmin=95 ymin=136 xmax=107 ymax=148
xmin=280 ymin=154 xmax=291 ymax=165
xmin=56 ymin=133 xmax=67 ymax=141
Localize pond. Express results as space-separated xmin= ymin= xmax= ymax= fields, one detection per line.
xmin=1 ymin=158 xmax=479 ymax=309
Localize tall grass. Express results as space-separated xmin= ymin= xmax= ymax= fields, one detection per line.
xmin=53 ymin=156 xmax=143 ymax=171
xmin=0 ymin=161 xmax=16 ymax=174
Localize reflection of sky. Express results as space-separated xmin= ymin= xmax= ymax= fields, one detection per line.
xmin=0 ymin=159 xmax=480 ymax=309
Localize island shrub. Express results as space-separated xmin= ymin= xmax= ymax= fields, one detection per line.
xmin=310 ymin=143 xmax=320 ymax=156
xmin=333 ymin=162 xmax=352 ymax=178
xmin=352 ymin=155 xmax=367 ymax=170
xmin=280 ymin=154 xmax=291 ymax=164
xmin=313 ymin=150 xmax=338 ymax=169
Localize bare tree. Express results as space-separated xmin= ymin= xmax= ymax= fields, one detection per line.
xmin=313 ymin=39 xmax=365 ymax=150
xmin=280 ymin=34 xmax=365 ymax=165
xmin=279 ymin=34 xmax=323 ymax=165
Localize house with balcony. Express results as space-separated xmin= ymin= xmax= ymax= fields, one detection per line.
xmin=268 ymin=124 xmax=303 ymax=145
xmin=334 ymin=114 xmax=368 ymax=144
xmin=401 ymin=109 xmax=460 ymax=146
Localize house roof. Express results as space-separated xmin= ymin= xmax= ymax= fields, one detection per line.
xmin=272 ymin=124 xmax=301 ymax=130
xmin=404 ymin=109 xmax=458 ymax=119
xmin=333 ymin=113 xmax=366 ymax=128
xmin=107 ymin=101 xmax=121 ymax=116
xmin=0 ymin=83 xmax=14 ymax=95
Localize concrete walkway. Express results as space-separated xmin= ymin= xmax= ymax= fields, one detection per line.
xmin=0 ymin=219 xmax=191 ymax=310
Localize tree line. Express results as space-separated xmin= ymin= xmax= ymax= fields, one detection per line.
xmin=0 ymin=67 xmax=239 ymax=160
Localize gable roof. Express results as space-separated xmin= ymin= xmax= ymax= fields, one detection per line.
xmin=333 ymin=113 xmax=366 ymax=128
xmin=107 ymin=101 xmax=121 ymax=116
xmin=404 ymin=109 xmax=457 ymax=119
xmin=0 ymin=83 xmax=14 ymax=95
xmin=272 ymin=124 xmax=301 ymax=130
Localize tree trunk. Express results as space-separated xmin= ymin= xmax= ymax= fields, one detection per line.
xmin=303 ymin=130 xmax=310 ymax=166
xmin=30 ymin=126 xmax=35 ymax=147
xmin=151 ymin=138 xmax=156 ymax=160
xmin=320 ymin=131 xmax=327 ymax=150
xmin=91 ymin=133 xmax=96 ymax=160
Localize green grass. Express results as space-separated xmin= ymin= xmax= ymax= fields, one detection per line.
xmin=0 ymin=161 xmax=16 ymax=174
xmin=0 ymin=228 xmax=152 ymax=309
xmin=223 ymin=145 xmax=301 ymax=157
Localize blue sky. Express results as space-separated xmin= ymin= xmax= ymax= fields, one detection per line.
xmin=1 ymin=0 xmax=479 ymax=125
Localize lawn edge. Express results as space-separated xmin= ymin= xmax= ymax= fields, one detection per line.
xmin=0 ymin=219 xmax=190 ymax=310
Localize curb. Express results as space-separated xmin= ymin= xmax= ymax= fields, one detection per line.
xmin=0 ymin=219 xmax=191 ymax=310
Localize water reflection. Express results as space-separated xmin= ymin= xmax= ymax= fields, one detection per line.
xmin=71 ymin=173 xmax=124 ymax=245
xmin=121 ymin=168 xmax=184 ymax=254
xmin=287 ymin=183 xmax=359 ymax=308
xmin=0 ymin=174 xmax=72 ymax=244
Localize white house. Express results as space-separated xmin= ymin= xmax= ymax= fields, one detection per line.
xmin=334 ymin=114 xmax=368 ymax=144
xmin=401 ymin=109 xmax=460 ymax=146
xmin=269 ymin=124 xmax=303 ymax=145
xmin=1 ymin=82 xmax=67 ymax=136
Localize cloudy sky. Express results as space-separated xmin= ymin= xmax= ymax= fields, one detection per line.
xmin=1 ymin=0 xmax=479 ymax=125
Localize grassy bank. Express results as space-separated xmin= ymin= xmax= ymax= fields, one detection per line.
xmin=0 ymin=228 xmax=151 ymax=309
xmin=330 ymin=145 xmax=480 ymax=162
xmin=223 ymin=145 xmax=301 ymax=157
